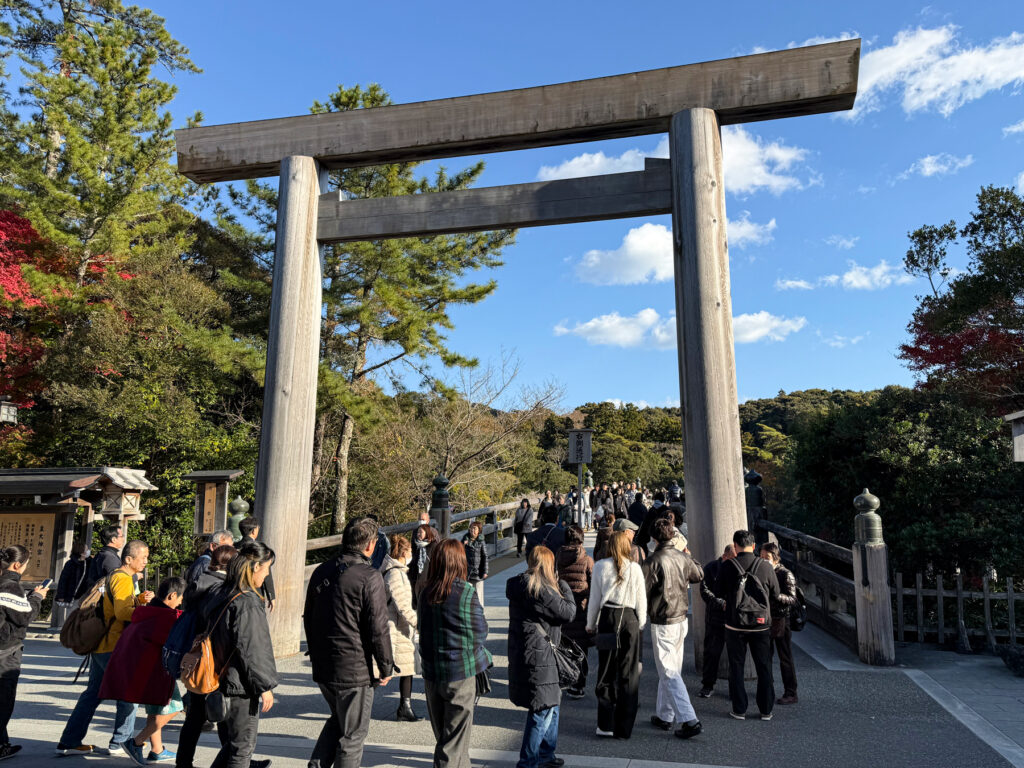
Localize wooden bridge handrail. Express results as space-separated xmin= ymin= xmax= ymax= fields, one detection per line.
xmin=757 ymin=519 xmax=853 ymax=565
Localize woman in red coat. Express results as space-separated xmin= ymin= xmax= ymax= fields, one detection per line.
xmin=100 ymin=577 xmax=186 ymax=763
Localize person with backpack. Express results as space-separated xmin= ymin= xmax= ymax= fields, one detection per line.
xmin=760 ymin=542 xmax=799 ymax=705
xmin=463 ymin=522 xmax=488 ymax=607
xmin=717 ymin=530 xmax=780 ymax=721
xmin=81 ymin=525 xmax=125 ymax=594
xmin=586 ymin=531 xmax=647 ymax=740
xmin=57 ymin=539 xmax=154 ymax=757
xmin=642 ymin=519 xmax=704 ymax=739
xmin=0 ymin=544 xmax=49 ymax=761
xmin=305 ymin=517 xmax=393 ymax=768
xmin=513 ymin=499 xmax=535 ymax=557
xmin=173 ymin=544 xmax=235 ymax=768
xmin=199 ymin=541 xmax=277 ymax=768
xmin=506 ymin=545 xmax=577 ymax=768
xmin=99 ymin=576 xmax=187 ymax=765
xmin=418 ymin=538 xmax=491 ymax=768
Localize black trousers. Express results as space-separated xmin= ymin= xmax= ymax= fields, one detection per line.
xmin=0 ymin=647 xmax=20 ymax=744
xmin=516 ymin=532 xmax=526 ymax=555
xmin=210 ymin=696 xmax=260 ymax=768
xmin=726 ymin=629 xmax=774 ymax=716
xmin=595 ymin=606 xmax=641 ymax=739
xmin=175 ymin=691 xmax=207 ymax=768
xmin=701 ymin=621 xmax=726 ymax=689
xmin=310 ymin=683 xmax=374 ymax=768
xmin=770 ymin=618 xmax=798 ymax=696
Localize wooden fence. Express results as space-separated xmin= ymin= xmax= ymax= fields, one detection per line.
xmin=757 ymin=518 xmax=1023 ymax=654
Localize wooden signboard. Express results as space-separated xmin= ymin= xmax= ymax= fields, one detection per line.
xmin=202 ymin=482 xmax=218 ymax=534
xmin=0 ymin=512 xmax=56 ymax=581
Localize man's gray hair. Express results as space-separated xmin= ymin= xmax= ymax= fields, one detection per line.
xmin=212 ymin=530 xmax=234 ymax=547
xmin=122 ymin=539 xmax=149 ymax=562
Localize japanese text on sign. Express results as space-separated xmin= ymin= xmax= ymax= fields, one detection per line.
xmin=567 ymin=430 xmax=593 ymax=465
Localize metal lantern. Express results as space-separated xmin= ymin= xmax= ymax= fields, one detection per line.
xmin=0 ymin=400 xmax=17 ymax=425
xmin=227 ymin=495 xmax=250 ymax=542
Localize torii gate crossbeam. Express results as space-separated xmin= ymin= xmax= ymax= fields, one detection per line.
xmin=175 ymin=40 xmax=860 ymax=659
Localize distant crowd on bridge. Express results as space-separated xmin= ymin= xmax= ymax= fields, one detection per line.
xmin=0 ymin=481 xmax=803 ymax=768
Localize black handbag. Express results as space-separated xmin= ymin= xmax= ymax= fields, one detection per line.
xmin=593 ymin=603 xmax=626 ymax=651
xmin=539 ymin=626 xmax=583 ymax=689
xmin=475 ymin=668 xmax=492 ymax=697
xmin=789 ymin=587 xmax=807 ymax=632
xmin=205 ymin=690 xmax=228 ymax=723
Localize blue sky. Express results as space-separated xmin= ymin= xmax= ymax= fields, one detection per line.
xmin=148 ymin=0 xmax=1024 ymax=409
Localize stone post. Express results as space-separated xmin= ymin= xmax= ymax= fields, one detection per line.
xmin=852 ymin=488 xmax=896 ymax=666
xmin=254 ymin=155 xmax=323 ymax=657
xmin=669 ymin=108 xmax=750 ymax=674
xmin=431 ymin=475 xmax=452 ymax=539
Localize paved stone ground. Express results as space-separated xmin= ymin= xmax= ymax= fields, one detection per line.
xmin=7 ymin=537 xmax=1021 ymax=768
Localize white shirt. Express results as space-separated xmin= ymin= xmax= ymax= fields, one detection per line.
xmin=586 ymin=557 xmax=647 ymax=631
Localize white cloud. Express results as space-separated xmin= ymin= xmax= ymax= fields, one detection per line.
xmin=840 ymin=260 xmax=914 ymax=290
xmin=858 ymin=185 xmax=877 ymax=195
xmin=574 ymin=223 xmax=672 ymax=285
xmin=1016 ymin=171 xmax=1024 ymax=191
xmin=721 ymin=126 xmax=809 ymax=196
xmin=553 ymin=308 xmax=675 ymax=348
xmin=848 ymin=26 xmax=1024 ymax=119
xmin=750 ymin=31 xmax=858 ymax=55
xmin=825 ymin=234 xmax=859 ymax=250
xmin=1003 ymin=119 xmax=1024 ymax=137
xmin=775 ymin=278 xmax=815 ymax=291
xmin=538 ymin=128 xmax=812 ymax=197
xmin=900 ymin=152 xmax=974 ymax=179
xmin=819 ymin=274 xmax=840 ymax=287
xmin=817 ymin=331 xmax=867 ymax=348
xmin=605 ymin=398 xmax=651 ymax=409
xmin=555 ymin=308 xmax=804 ymax=347
xmin=733 ymin=312 xmax=807 ymax=343
xmin=728 ymin=211 xmax=777 ymax=248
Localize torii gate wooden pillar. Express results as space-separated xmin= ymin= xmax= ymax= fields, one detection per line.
xmin=176 ymin=40 xmax=860 ymax=658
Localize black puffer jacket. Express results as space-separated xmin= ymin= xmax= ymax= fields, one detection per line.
xmin=0 ymin=570 xmax=41 ymax=652
xmin=555 ymin=545 xmax=594 ymax=648
xmin=463 ymin=536 xmax=488 ymax=583
xmin=85 ymin=546 xmax=121 ymax=586
xmin=304 ymin=550 xmax=394 ymax=687
xmin=200 ymin=586 xmax=278 ymax=698
xmin=771 ymin=563 xmax=798 ymax=619
xmin=643 ymin=543 xmax=703 ymax=625
xmin=183 ymin=568 xmax=227 ymax=612
xmin=506 ymin=573 xmax=576 ymax=712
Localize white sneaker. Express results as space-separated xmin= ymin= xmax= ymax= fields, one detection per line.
xmin=596 ymin=727 xmax=615 ymax=737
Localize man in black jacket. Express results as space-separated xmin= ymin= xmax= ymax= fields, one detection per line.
xmin=717 ymin=530 xmax=780 ymax=721
xmin=239 ymin=517 xmax=275 ymax=609
xmin=525 ymin=507 xmax=565 ymax=557
xmin=761 ymin=542 xmax=799 ymax=705
xmin=305 ymin=517 xmax=394 ymax=768
xmin=79 ymin=525 xmax=124 ymax=595
xmin=627 ymin=493 xmax=647 ymax=528
xmin=642 ymin=519 xmax=704 ymax=739
xmin=697 ymin=544 xmax=735 ymax=698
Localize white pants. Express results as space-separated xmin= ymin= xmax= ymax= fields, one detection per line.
xmin=651 ymin=621 xmax=697 ymax=725
xmin=473 ymin=579 xmax=485 ymax=607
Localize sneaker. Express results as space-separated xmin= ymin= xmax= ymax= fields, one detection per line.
xmin=0 ymin=744 xmax=23 ymax=761
xmin=123 ymin=740 xmax=147 ymax=767
xmin=107 ymin=742 xmax=125 ymax=756
xmin=650 ymin=715 xmax=672 ymax=731
xmin=55 ymin=744 xmax=95 ymax=756
xmin=596 ymin=727 xmax=615 ymax=737
xmin=729 ymin=711 xmax=745 ymax=720
xmin=541 ymin=760 xmax=565 ymax=768
xmin=697 ymin=686 xmax=713 ymax=698
xmin=777 ymin=694 xmax=798 ymax=705
xmin=147 ymin=749 xmax=176 ymax=762
xmin=760 ymin=712 xmax=773 ymax=721
xmin=675 ymin=721 xmax=702 ymax=739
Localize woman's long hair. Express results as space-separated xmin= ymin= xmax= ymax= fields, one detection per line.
xmin=525 ymin=546 xmax=560 ymax=598
xmin=225 ymin=541 xmax=275 ymax=597
xmin=419 ymin=538 xmax=467 ymax=605
xmin=608 ymin=531 xmax=631 ymax=583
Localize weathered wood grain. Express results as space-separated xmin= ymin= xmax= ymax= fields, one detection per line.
xmin=176 ymin=40 xmax=860 ymax=182
xmin=669 ymin=108 xmax=750 ymax=677
xmin=316 ymin=165 xmax=671 ymax=242
xmin=253 ymin=155 xmax=323 ymax=657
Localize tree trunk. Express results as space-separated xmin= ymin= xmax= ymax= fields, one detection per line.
xmin=332 ymin=411 xmax=355 ymax=534
xmin=45 ymin=127 xmax=61 ymax=180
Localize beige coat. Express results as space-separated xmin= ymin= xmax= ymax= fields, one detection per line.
xmin=381 ymin=555 xmax=417 ymax=677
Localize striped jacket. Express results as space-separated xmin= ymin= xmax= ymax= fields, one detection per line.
xmin=417 ymin=578 xmax=492 ymax=684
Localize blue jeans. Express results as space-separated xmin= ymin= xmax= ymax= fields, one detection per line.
xmin=517 ymin=705 xmax=559 ymax=768
xmin=59 ymin=651 xmax=137 ymax=747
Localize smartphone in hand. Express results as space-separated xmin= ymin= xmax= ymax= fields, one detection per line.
xmin=40 ymin=579 xmax=54 ymax=589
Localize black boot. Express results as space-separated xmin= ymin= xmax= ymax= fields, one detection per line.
xmin=396 ymin=699 xmax=421 ymax=722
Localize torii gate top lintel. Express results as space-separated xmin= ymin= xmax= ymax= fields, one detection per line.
xmin=175 ymin=39 xmax=860 ymax=184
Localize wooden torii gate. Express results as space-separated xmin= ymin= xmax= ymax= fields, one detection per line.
xmin=175 ymin=40 xmax=860 ymax=657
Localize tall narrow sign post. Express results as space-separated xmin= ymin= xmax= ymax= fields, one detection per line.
xmin=568 ymin=429 xmax=593 ymax=527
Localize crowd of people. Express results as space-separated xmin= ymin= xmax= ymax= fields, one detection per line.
xmin=0 ymin=479 xmax=799 ymax=768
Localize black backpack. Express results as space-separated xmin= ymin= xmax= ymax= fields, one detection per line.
xmin=730 ymin=557 xmax=770 ymax=629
